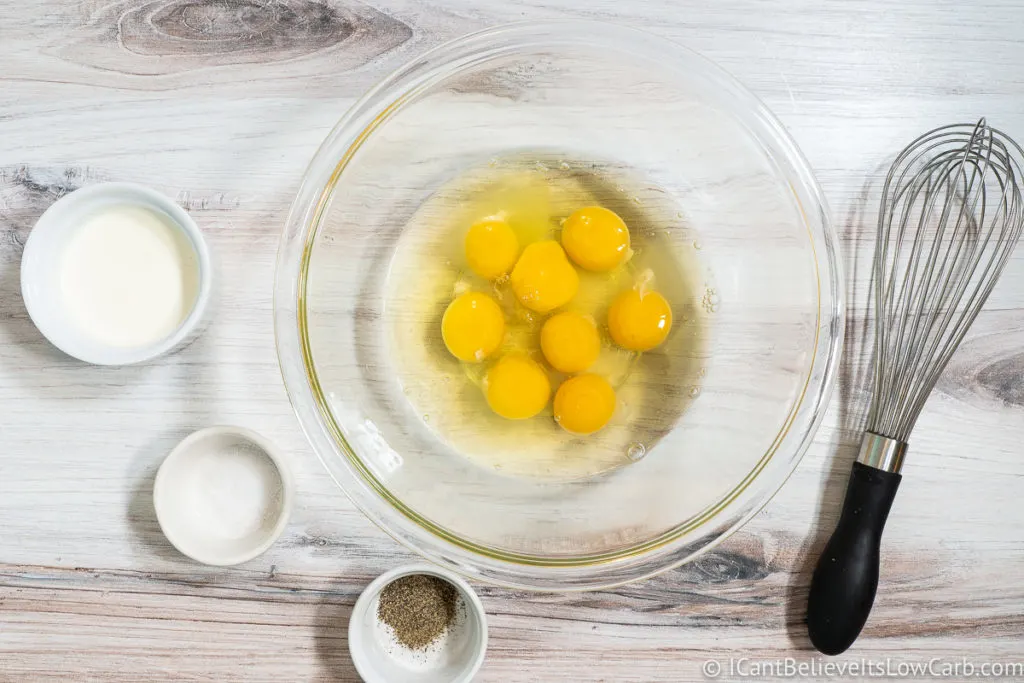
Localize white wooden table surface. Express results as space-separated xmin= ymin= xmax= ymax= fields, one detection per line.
xmin=3 ymin=1 xmax=1024 ymax=681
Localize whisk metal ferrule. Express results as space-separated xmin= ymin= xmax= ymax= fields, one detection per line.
xmin=856 ymin=432 xmax=907 ymax=474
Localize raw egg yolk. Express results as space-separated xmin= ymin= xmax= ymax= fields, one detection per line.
xmin=465 ymin=219 xmax=518 ymax=280
xmin=540 ymin=311 xmax=600 ymax=374
xmin=509 ymin=240 xmax=579 ymax=313
xmin=561 ymin=206 xmax=631 ymax=272
xmin=607 ymin=289 xmax=673 ymax=351
xmin=441 ymin=291 xmax=505 ymax=362
xmin=485 ymin=354 xmax=551 ymax=419
xmin=553 ymin=373 xmax=616 ymax=435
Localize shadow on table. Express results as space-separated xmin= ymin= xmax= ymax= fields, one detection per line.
xmin=126 ymin=429 xmax=200 ymax=564
xmin=0 ymin=169 xmax=84 ymax=368
xmin=783 ymin=168 xmax=884 ymax=650
xmin=315 ymin=587 xmax=361 ymax=682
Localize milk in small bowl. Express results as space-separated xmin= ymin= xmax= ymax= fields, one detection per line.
xmin=20 ymin=182 xmax=211 ymax=365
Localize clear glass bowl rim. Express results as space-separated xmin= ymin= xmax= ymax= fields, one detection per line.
xmin=274 ymin=20 xmax=844 ymax=590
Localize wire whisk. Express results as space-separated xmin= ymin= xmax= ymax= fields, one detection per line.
xmin=870 ymin=120 xmax=1024 ymax=442
xmin=807 ymin=119 xmax=1024 ymax=656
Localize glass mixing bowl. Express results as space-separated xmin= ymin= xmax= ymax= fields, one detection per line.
xmin=275 ymin=22 xmax=842 ymax=590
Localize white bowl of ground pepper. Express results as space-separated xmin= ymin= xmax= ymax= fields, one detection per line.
xmin=349 ymin=564 xmax=487 ymax=683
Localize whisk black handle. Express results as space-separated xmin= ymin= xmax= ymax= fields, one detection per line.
xmin=806 ymin=461 xmax=902 ymax=655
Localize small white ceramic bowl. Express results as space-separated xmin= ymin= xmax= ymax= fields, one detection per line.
xmin=154 ymin=426 xmax=293 ymax=566
xmin=350 ymin=564 xmax=488 ymax=683
xmin=20 ymin=182 xmax=211 ymax=365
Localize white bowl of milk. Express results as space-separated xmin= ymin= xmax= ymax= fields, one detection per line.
xmin=20 ymin=182 xmax=211 ymax=365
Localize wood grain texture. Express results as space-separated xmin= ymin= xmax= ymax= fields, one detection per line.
xmin=65 ymin=0 xmax=412 ymax=74
xmin=2 ymin=0 xmax=1024 ymax=680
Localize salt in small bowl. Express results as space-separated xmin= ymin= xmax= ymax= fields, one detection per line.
xmin=154 ymin=426 xmax=292 ymax=566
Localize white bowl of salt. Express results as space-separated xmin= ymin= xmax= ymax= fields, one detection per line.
xmin=154 ymin=426 xmax=292 ymax=566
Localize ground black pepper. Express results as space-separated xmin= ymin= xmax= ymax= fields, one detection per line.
xmin=377 ymin=574 xmax=458 ymax=649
